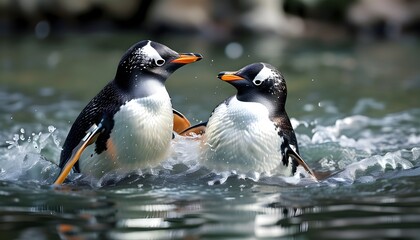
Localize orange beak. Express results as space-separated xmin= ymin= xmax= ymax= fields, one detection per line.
xmin=171 ymin=53 xmax=203 ymax=64
xmin=217 ymin=71 xmax=244 ymax=81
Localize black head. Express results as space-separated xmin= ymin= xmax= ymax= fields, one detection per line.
xmin=115 ymin=40 xmax=202 ymax=92
xmin=218 ymin=62 xmax=287 ymax=114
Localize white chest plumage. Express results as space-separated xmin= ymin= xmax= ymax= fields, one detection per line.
xmin=79 ymin=88 xmax=173 ymax=177
xmin=202 ymin=96 xmax=290 ymax=175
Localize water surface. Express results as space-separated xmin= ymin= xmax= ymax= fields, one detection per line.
xmin=1 ymin=34 xmax=420 ymax=239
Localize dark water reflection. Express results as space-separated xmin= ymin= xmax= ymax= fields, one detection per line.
xmin=2 ymin=176 xmax=420 ymax=239
xmin=1 ymin=33 xmax=420 ymax=239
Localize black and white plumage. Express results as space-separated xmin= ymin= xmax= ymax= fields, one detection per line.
xmin=55 ymin=40 xmax=202 ymax=182
xmin=182 ymin=62 xmax=315 ymax=177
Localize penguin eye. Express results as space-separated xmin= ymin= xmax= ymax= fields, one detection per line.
xmin=253 ymin=79 xmax=263 ymax=86
xmin=155 ymin=59 xmax=165 ymax=66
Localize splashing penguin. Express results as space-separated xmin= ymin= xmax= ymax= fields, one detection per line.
xmin=54 ymin=40 xmax=202 ymax=184
xmin=181 ymin=63 xmax=316 ymax=179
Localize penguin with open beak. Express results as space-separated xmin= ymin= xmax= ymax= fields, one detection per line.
xmin=181 ymin=62 xmax=316 ymax=179
xmin=54 ymin=40 xmax=202 ymax=184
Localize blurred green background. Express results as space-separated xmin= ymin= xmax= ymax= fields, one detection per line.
xmin=1 ymin=0 xmax=420 ymax=124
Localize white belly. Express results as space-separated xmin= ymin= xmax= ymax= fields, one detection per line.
xmin=79 ymin=90 xmax=173 ymax=177
xmin=202 ymin=97 xmax=290 ymax=175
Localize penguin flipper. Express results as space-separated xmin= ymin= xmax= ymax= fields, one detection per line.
xmin=173 ymin=109 xmax=191 ymax=134
xmin=179 ymin=122 xmax=207 ymax=137
xmin=286 ymin=146 xmax=318 ymax=181
xmin=53 ymin=122 xmax=104 ymax=185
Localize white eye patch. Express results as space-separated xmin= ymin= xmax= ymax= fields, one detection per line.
xmin=136 ymin=41 xmax=165 ymax=67
xmin=252 ymin=65 xmax=272 ymax=86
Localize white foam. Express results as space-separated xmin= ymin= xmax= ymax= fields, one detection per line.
xmin=1 ymin=106 xmax=419 ymax=188
xmin=1 ymin=126 xmax=61 ymax=183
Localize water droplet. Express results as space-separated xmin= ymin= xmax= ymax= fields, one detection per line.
xmin=225 ymin=42 xmax=243 ymax=59
xmin=48 ymin=125 xmax=56 ymax=133
xmin=46 ymin=52 xmax=60 ymax=69
xmin=35 ymin=20 xmax=50 ymax=39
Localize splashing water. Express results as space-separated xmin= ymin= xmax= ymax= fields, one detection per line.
xmin=1 ymin=126 xmax=61 ymax=183
xmin=1 ymin=108 xmax=419 ymax=188
xmin=293 ymin=108 xmax=420 ymax=186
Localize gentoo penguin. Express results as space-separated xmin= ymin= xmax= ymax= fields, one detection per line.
xmin=54 ymin=40 xmax=202 ymax=184
xmin=181 ymin=62 xmax=316 ymax=178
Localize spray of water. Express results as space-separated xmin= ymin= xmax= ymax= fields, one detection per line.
xmin=1 ymin=108 xmax=419 ymax=187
